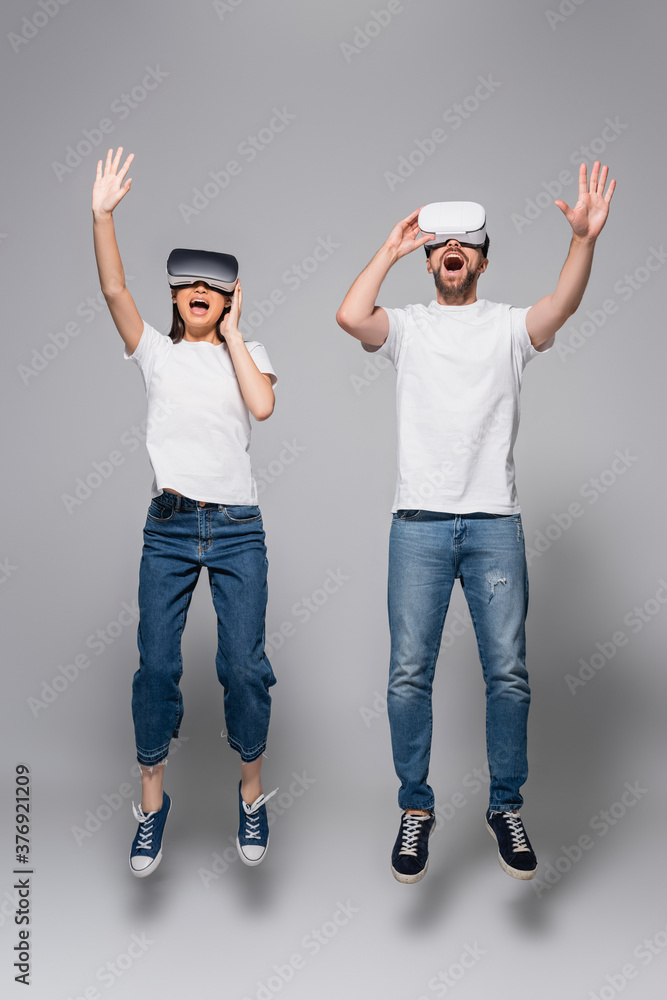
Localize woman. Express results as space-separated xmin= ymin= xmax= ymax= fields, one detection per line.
xmin=92 ymin=147 xmax=278 ymax=877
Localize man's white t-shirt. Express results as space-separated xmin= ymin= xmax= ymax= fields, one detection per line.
xmin=124 ymin=322 xmax=277 ymax=504
xmin=367 ymin=298 xmax=552 ymax=514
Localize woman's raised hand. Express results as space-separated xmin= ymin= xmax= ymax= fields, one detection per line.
xmin=92 ymin=147 xmax=134 ymax=216
xmin=220 ymin=281 xmax=243 ymax=339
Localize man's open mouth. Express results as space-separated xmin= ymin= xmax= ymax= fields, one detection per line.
xmin=443 ymin=252 xmax=464 ymax=272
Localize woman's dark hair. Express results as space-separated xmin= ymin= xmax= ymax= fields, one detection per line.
xmin=168 ymin=301 xmax=231 ymax=344
xmin=425 ymin=234 xmax=490 ymax=260
xmin=168 ymin=304 xmax=187 ymax=344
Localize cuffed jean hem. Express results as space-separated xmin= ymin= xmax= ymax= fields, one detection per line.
xmin=136 ymin=740 xmax=171 ymax=768
xmin=137 ymin=759 xmax=169 ymax=773
xmin=397 ymin=784 xmax=436 ymax=812
xmin=226 ymin=733 xmax=266 ymax=763
xmin=488 ymin=799 xmax=524 ymax=813
xmin=489 ymin=781 xmax=525 ymax=813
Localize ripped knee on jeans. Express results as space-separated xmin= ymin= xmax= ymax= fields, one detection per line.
xmin=486 ymin=572 xmax=507 ymax=600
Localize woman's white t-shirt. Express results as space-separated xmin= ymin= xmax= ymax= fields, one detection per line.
xmin=368 ymin=298 xmax=553 ymax=514
xmin=124 ymin=322 xmax=277 ymax=504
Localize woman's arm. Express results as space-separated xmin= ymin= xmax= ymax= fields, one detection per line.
xmin=221 ymin=283 xmax=275 ymax=421
xmin=92 ymin=147 xmax=144 ymax=355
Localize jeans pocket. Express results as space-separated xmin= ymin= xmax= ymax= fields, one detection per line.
xmin=146 ymin=497 xmax=176 ymax=522
xmin=395 ymin=509 xmax=422 ymax=520
xmin=223 ymin=505 xmax=262 ymax=523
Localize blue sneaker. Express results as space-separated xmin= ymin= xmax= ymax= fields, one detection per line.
xmin=391 ymin=811 xmax=435 ymax=883
xmin=236 ymin=783 xmax=278 ymax=866
xmin=485 ymin=808 xmax=538 ymax=880
xmin=129 ymin=792 xmax=172 ymax=878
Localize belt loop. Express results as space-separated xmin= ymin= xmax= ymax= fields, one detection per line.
xmin=175 ymin=495 xmax=182 ymax=512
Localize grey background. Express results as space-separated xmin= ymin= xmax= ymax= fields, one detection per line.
xmin=1 ymin=0 xmax=666 ymax=997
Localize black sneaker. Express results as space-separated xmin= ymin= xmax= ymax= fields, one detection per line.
xmin=129 ymin=792 xmax=172 ymax=878
xmin=485 ymin=808 xmax=537 ymax=880
xmin=391 ymin=811 xmax=435 ymax=883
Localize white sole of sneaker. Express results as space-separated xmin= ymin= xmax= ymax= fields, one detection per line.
xmin=485 ymin=819 xmax=537 ymax=880
xmin=391 ymin=859 xmax=428 ymax=884
xmin=130 ymin=850 xmax=163 ymax=878
xmin=236 ymin=835 xmax=269 ymax=867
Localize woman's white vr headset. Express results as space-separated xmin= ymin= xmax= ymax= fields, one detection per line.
xmin=418 ymin=202 xmax=487 ymax=249
xmin=166 ymin=248 xmax=239 ymax=294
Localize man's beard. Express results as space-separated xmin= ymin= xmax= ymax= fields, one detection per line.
xmin=432 ymin=261 xmax=477 ymax=302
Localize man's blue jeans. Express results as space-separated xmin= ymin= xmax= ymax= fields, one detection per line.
xmin=132 ymin=492 xmax=276 ymax=767
xmin=387 ymin=510 xmax=530 ymax=813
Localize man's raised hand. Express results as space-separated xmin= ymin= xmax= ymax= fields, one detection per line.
xmin=92 ymin=147 xmax=134 ymax=216
xmin=385 ymin=208 xmax=433 ymax=261
xmin=555 ymin=161 xmax=616 ymax=242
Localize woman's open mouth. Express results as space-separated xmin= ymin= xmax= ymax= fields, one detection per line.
xmin=189 ymin=298 xmax=210 ymax=315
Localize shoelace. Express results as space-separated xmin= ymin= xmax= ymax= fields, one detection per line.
xmin=502 ymin=811 xmax=530 ymax=852
xmin=132 ymin=802 xmax=156 ymax=851
xmin=399 ymin=813 xmax=430 ymax=857
xmin=241 ymin=788 xmax=278 ymax=840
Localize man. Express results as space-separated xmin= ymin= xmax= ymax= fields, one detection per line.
xmin=336 ymin=162 xmax=615 ymax=883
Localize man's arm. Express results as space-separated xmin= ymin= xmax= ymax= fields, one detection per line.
xmin=526 ymin=161 xmax=616 ymax=348
xmin=336 ymin=208 xmax=431 ymax=347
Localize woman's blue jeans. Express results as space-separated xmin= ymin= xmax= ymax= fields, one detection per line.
xmin=387 ymin=510 xmax=531 ymax=813
xmin=132 ymin=492 xmax=276 ymax=767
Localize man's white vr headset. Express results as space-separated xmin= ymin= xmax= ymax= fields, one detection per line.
xmin=418 ymin=202 xmax=487 ymax=250
xmin=167 ymin=248 xmax=239 ymax=294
